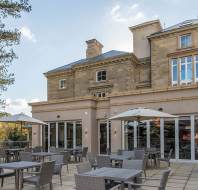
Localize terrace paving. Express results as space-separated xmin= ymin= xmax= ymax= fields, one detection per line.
xmin=2 ymin=162 xmax=198 ymax=190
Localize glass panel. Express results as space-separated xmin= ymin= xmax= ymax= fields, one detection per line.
xmin=150 ymin=120 xmax=160 ymax=150
xmin=124 ymin=121 xmax=134 ymax=150
xmin=187 ymin=62 xmax=192 ymax=81
xmin=50 ymin=123 xmax=56 ymax=147
xmin=58 ymin=122 xmax=64 ymax=148
xmin=196 ymin=56 xmax=198 ymax=79
xmin=180 ymin=35 xmax=191 ymax=48
xmin=137 ymin=122 xmax=147 ymax=148
xmin=181 ymin=64 xmax=186 ymax=81
xmin=179 ymin=117 xmax=191 ymax=159
xmin=67 ymin=122 xmax=73 ymax=148
xmin=164 ymin=120 xmax=175 ymax=158
xmin=44 ymin=125 xmax=48 ymax=151
xmin=109 ymin=121 xmax=111 ymax=152
xmin=195 ymin=116 xmax=198 ymax=160
xmin=76 ymin=121 xmax=82 ymax=147
xmin=100 ymin=123 xmax=107 ymax=154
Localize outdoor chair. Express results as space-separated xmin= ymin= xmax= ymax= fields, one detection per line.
xmin=75 ymin=147 xmax=88 ymax=162
xmin=126 ymin=168 xmax=171 ymax=190
xmin=122 ymin=150 xmax=135 ymax=159
xmin=134 ymin=149 xmax=145 ymax=159
xmin=49 ymin=146 xmax=57 ymax=153
xmin=0 ymin=168 xmax=15 ymax=187
xmin=96 ymin=155 xmax=112 ymax=168
xmin=75 ymin=174 xmax=120 ymax=190
xmin=23 ymin=160 xmax=55 ymax=190
xmin=32 ymin=146 xmax=42 ymax=153
xmin=19 ymin=152 xmax=33 ymax=161
xmin=106 ymin=148 xmax=111 ymax=155
xmin=76 ymin=162 xmax=92 ymax=174
xmin=122 ymin=159 xmax=143 ymax=170
xmin=0 ymin=148 xmax=6 ymax=163
xmin=50 ymin=154 xmax=64 ymax=185
xmin=157 ymin=149 xmax=173 ymax=167
xmin=87 ymin=152 xmax=98 ymax=169
xmin=61 ymin=151 xmax=70 ymax=172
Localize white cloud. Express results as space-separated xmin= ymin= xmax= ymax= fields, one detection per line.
xmin=109 ymin=3 xmax=150 ymax=25
xmin=20 ymin=26 xmax=37 ymax=43
xmin=2 ymin=98 xmax=39 ymax=116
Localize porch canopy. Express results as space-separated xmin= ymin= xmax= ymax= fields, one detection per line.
xmin=109 ymin=107 xmax=177 ymax=121
xmin=0 ymin=113 xmax=46 ymax=126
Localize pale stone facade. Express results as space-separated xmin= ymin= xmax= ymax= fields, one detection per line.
xmin=31 ymin=19 xmax=198 ymax=161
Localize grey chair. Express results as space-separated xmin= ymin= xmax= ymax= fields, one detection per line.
xmin=50 ymin=154 xmax=64 ymax=185
xmin=96 ymin=155 xmax=111 ymax=168
xmin=122 ymin=150 xmax=135 ymax=159
xmin=23 ymin=161 xmax=55 ymax=190
xmin=19 ymin=152 xmax=33 ymax=161
xmin=134 ymin=149 xmax=145 ymax=160
xmin=76 ymin=147 xmax=88 ymax=162
xmin=122 ymin=159 xmax=143 ymax=170
xmin=75 ymin=174 xmax=120 ymax=190
xmin=127 ymin=168 xmax=171 ymax=190
xmin=76 ymin=162 xmax=92 ymax=174
xmin=106 ymin=148 xmax=111 ymax=155
xmin=87 ymin=152 xmax=98 ymax=169
xmin=0 ymin=168 xmax=15 ymax=187
xmin=32 ymin=146 xmax=42 ymax=153
xmin=61 ymin=151 xmax=70 ymax=172
xmin=157 ymin=149 xmax=173 ymax=167
xmin=0 ymin=148 xmax=6 ymax=163
xmin=49 ymin=146 xmax=57 ymax=153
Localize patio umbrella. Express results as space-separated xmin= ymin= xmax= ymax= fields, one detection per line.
xmin=109 ymin=107 xmax=177 ymax=147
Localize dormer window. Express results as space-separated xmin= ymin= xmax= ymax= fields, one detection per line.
xmin=180 ymin=34 xmax=192 ymax=48
xmin=96 ymin=70 xmax=106 ymax=82
xmin=59 ymin=79 xmax=66 ymax=89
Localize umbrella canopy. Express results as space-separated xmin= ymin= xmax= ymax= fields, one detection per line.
xmin=0 ymin=113 xmax=46 ymax=125
xmin=109 ymin=107 xmax=177 ymax=121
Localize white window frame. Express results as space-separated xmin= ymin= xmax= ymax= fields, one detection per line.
xmin=180 ymin=56 xmax=192 ymax=84
xmin=96 ymin=70 xmax=107 ymax=82
xmin=180 ymin=34 xmax=192 ymax=49
xmin=59 ymin=79 xmax=66 ymax=89
xmin=171 ymin=58 xmax=178 ymax=86
xmin=195 ymin=55 xmax=198 ymax=82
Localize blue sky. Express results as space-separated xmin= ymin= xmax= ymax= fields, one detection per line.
xmin=2 ymin=0 xmax=198 ymax=115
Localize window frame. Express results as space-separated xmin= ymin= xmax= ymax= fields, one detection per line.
xmin=180 ymin=56 xmax=193 ymax=84
xmin=171 ymin=58 xmax=178 ymax=86
xmin=96 ymin=70 xmax=107 ymax=82
xmin=195 ymin=55 xmax=198 ymax=82
xmin=59 ymin=79 xmax=66 ymax=89
xmin=95 ymin=92 xmax=106 ymax=98
xmin=179 ymin=34 xmax=192 ymax=49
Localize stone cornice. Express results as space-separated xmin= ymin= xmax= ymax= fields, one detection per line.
xmin=167 ymin=48 xmax=198 ymax=57
xmin=148 ymin=24 xmax=198 ymax=39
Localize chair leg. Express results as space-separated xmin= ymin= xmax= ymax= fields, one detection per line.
xmin=1 ymin=177 xmax=4 ymax=187
xmin=50 ymin=182 xmax=53 ymax=190
xmin=60 ymin=173 xmax=62 ymax=186
xmin=67 ymin=164 xmax=69 ymax=173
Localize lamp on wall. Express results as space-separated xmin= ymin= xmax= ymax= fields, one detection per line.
xmin=84 ymin=128 xmax=88 ymax=135
xmin=114 ymin=128 xmax=117 ymax=136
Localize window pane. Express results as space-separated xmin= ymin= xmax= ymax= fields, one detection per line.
xmin=173 ymin=66 xmax=178 ymax=81
xmin=196 ymin=56 xmax=198 ymax=79
xmin=124 ymin=121 xmax=134 ymax=150
xmin=50 ymin=123 xmax=56 ymax=147
xmin=180 ymin=35 xmax=191 ymax=48
xmin=181 ymin=64 xmax=186 ymax=81
xmin=150 ymin=120 xmax=160 ymax=150
xmin=58 ymin=122 xmax=64 ymax=148
xmin=196 ymin=55 xmax=198 ymax=62
xmin=76 ymin=122 xmax=82 ymax=147
xmin=187 ymin=63 xmax=192 ymax=81
xmin=67 ymin=122 xmax=73 ymax=148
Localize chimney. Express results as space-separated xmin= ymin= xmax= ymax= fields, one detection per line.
xmin=86 ymin=39 xmax=103 ymax=59
xmin=129 ymin=20 xmax=162 ymax=59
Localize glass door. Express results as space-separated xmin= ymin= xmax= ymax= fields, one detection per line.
xmin=58 ymin=122 xmax=64 ymax=148
xmin=124 ymin=122 xmax=134 ymax=150
xmin=99 ymin=121 xmax=111 ymax=154
xmin=67 ymin=122 xmax=73 ymax=148
xmin=50 ymin=123 xmax=56 ymax=147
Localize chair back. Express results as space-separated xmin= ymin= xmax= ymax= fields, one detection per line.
xmin=19 ymin=152 xmax=32 ymax=161
xmin=76 ymin=162 xmax=92 ymax=174
xmin=61 ymin=151 xmax=70 ymax=165
xmin=96 ymin=155 xmax=111 ymax=168
xmin=75 ymin=174 xmax=105 ymax=190
xmin=159 ymin=168 xmax=171 ymax=190
xmin=117 ymin=149 xmax=123 ymax=155
xmin=0 ymin=148 xmax=6 ymax=159
xmin=167 ymin=149 xmax=173 ymax=160
xmin=38 ymin=161 xmax=55 ymax=186
xmin=122 ymin=159 xmax=143 ymax=170
xmin=50 ymin=154 xmax=64 ymax=165
xmin=134 ymin=149 xmax=145 ymax=159
xmin=32 ymin=146 xmax=42 ymax=153
xmin=49 ymin=146 xmax=57 ymax=153
xmin=87 ymin=152 xmax=97 ymax=166
xmin=106 ymin=148 xmax=111 ymax=155
xmin=82 ymin=147 xmax=88 ymax=157
xmin=122 ymin=150 xmax=135 ymax=159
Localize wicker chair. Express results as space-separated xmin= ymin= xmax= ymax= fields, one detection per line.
xmin=61 ymin=151 xmax=70 ymax=172
xmin=96 ymin=155 xmax=111 ymax=168
xmin=122 ymin=159 xmax=143 ymax=170
xmin=32 ymin=146 xmax=42 ymax=153
xmin=19 ymin=152 xmax=33 ymax=161
xmin=134 ymin=149 xmax=145 ymax=160
xmin=122 ymin=150 xmax=135 ymax=159
xmin=75 ymin=147 xmax=88 ymax=162
xmin=87 ymin=152 xmax=98 ymax=169
xmin=76 ymin=162 xmax=92 ymax=174
xmin=126 ymin=168 xmax=171 ymax=190
xmin=157 ymin=149 xmax=173 ymax=167
xmin=23 ymin=161 xmax=55 ymax=190
xmin=0 ymin=168 xmax=15 ymax=187
xmin=49 ymin=146 xmax=57 ymax=153
xmin=0 ymin=148 xmax=6 ymax=163
xmin=50 ymin=154 xmax=64 ymax=185
xmin=75 ymin=174 xmax=120 ymax=190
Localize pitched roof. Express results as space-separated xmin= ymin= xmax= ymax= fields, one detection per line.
xmin=46 ymin=50 xmax=130 ymax=74
xmin=149 ymin=19 xmax=198 ymax=37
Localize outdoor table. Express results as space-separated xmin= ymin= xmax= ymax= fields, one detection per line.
xmin=0 ymin=161 xmax=40 ymax=190
xmin=5 ymin=148 xmax=25 ymax=162
xmin=32 ymin=152 xmax=56 ymax=162
xmin=110 ymin=154 xmax=132 ymax=161
xmin=83 ymin=167 xmax=142 ymax=190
